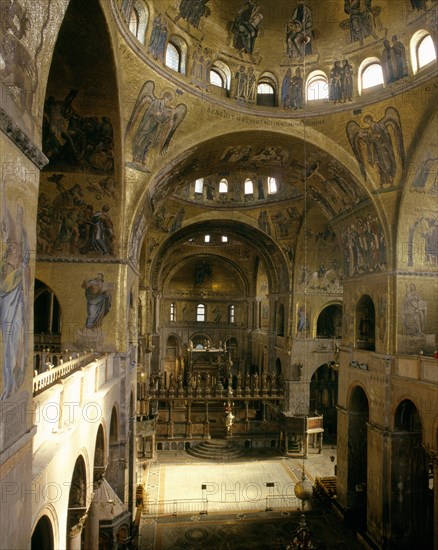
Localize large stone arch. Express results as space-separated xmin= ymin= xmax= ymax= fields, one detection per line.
xmin=31 ymin=514 xmax=55 ymax=550
xmin=125 ymin=125 xmax=390 ymax=266
xmin=38 ymin=0 xmax=124 ymax=260
xmin=31 ymin=505 xmax=59 ymax=550
xmin=150 ymin=220 xmax=289 ymax=295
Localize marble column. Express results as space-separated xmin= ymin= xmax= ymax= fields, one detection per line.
xmin=67 ymin=513 xmax=87 ymax=550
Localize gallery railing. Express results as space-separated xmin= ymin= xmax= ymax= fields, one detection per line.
xmin=143 ymin=494 xmax=302 ymax=516
xmin=32 ymin=352 xmax=102 ymax=395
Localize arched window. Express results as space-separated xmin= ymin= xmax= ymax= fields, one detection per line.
xmin=359 ymin=59 xmax=384 ymax=94
xmin=211 ymin=60 xmax=231 ymax=90
xmin=306 ymin=71 xmax=329 ymax=102
xmin=166 ymin=42 xmax=181 ymax=72
xmin=126 ymin=1 xmax=148 ymax=44
xmin=229 ymin=304 xmax=235 ymax=323
xmin=257 ymin=82 xmax=276 ymax=106
xmin=166 ymin=36 xmax=187 ymax=74
xmin=219 ymin=178 xmax=228 ymax=193
xmin=411 ymin=31 xmax=437 ymax=73
xmin=244 ymin=178 xmax=253 ymax=195
xmin=267 ymin=177 xmax=277 ymax=194
xmin=418 ymin=34 xmax=436 ymax=68
xmin=196 ymin=303 xmax=205 ymax=322
xmin=210 ymin=69 xmax=224 ymax=88
xmin=129 ymin=8 xmax=139 ymax=35
xmin=195 ymin=178 xmax=204 ymax=194
xmin=170 ymin=302 xmax=176 ymax=322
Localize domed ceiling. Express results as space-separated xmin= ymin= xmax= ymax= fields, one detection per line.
xmin=142 ymin=0 xmax=426 ymax=70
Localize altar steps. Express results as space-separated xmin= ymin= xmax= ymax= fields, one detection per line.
xmin=186 ymin=439 xmax=246 ymax=460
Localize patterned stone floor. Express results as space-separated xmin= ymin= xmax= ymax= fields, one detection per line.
xmin=138 ymin=510 xmax=363 ymax=550
xmin=137 ymin=445 xmax=362 ymax=549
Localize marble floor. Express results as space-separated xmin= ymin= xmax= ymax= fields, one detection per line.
xmin=137 ymin=445 xmax=363 ymax=549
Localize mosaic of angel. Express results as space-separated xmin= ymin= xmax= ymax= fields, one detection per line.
xmin=125 ymin=81 xmax=187 ymax=169
xmin=346 ymin=107 xmax=405 ymax=186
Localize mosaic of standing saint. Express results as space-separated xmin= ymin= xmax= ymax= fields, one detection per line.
xmin=0 ymin=188 xmax=30 ymax=401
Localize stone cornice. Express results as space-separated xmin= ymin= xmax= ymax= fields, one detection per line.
xmin=0 ymin=107 xmax=48 ymax=170
xmin=37 ymin=255 xmax=140 ymax=275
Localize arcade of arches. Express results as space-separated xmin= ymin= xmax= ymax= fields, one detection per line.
xmin=0 ymin=0 xmax=437 ymax=549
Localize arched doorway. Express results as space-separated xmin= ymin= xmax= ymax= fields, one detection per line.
xmin=34 ymin=279 xmax=61 ymax=363
xmin=164 ymin=334 xmax=179 ymax=384
xmin=356 ymin=295 xmax=375 ymax=350
xmin=31 ymin=515 xmax=54 ymax=550
xmin=310 ymin=363 xmax=338 ymax=443
xmin=389 ymin=400 xmax=432 ymax=548
xmin=347 ymin=386 xmax=369 ymax=527
xmin=316 ymin=304 xmax=342 ymax=339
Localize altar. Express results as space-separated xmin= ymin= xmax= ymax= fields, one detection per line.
xmin=186 ymin=342 xmax=232 ymax=387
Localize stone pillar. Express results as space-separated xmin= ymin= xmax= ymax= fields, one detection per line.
xmin=386 ymin=431 xmax=431 ymax=548
xmin=84 ymin=495 xmax=99 ymax=550
xmin=153 ymin=291 xmax=161 ymax=332
xmin=365 ymin=423 xmax=387 ymax=547
xmin=139 ymin=291 xmax=147 ymax=336
xmin=335 ymin=406 xmax=350 ymax=512
xmin=151 ymin=434 xmax=156 ymax=459
xmin=106 ymin=442 xmax=127 ymax=503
